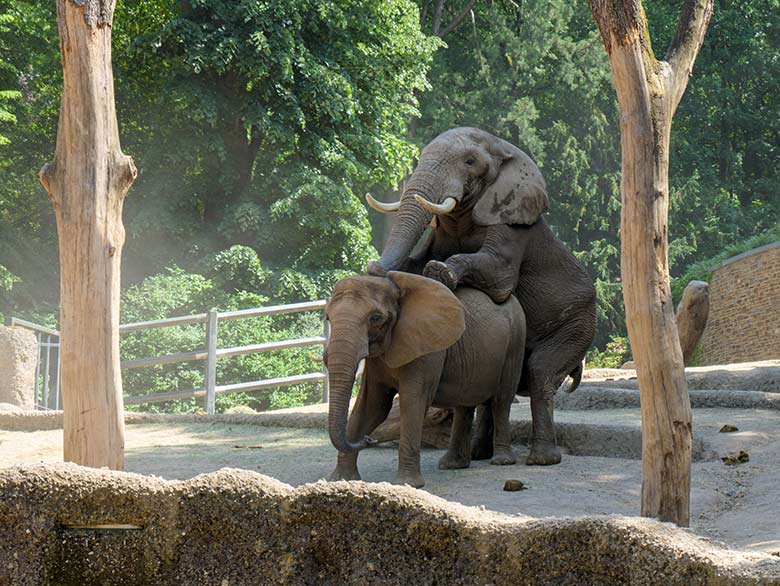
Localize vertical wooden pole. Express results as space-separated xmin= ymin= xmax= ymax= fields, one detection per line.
xmin=205 ymin=309 xmax=218 ymax=414
xmin=587 ymin=0 xmax=713 ymax=526
xmin=39 ymin=0 xmax=136 ymax=469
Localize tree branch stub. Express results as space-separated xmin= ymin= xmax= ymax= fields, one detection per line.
xmin=68 ymin=0 xmax=115 ymax=28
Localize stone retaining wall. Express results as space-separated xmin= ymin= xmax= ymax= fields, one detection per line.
xmin=698 ymin=243 xmax=780 ymax=365
xmin=1 ymin=464 xmax=778 ymax=586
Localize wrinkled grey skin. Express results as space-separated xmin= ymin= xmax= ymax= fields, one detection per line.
xmin=325 ymin=274 xmax=526 ymax=488
xmin=367 ymin=127 xmax=596 ymax=465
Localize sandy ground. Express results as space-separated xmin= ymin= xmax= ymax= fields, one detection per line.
xmin=2 ymin=413 xmax=778 ymax=555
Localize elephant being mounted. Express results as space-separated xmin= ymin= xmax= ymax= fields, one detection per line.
xmin=366 ymin=127 xmax=597 ymax=465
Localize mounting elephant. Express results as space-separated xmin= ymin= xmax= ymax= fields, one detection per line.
xmin=366 ymin=127 xmax=596 ymax=465
xmin=325 ymin=271 xmax=526 ymax=488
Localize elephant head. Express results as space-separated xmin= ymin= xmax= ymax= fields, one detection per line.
xmin=324 ymin=272 xmax=465 ymax=453
xmin=366 ymin=127 xmax=547 ymax=275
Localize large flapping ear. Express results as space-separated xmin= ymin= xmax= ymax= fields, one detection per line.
xmin=473 ymin=138 xmax=548 ymax=226
xmin=383 ymin=271 xmax=466 ymax=369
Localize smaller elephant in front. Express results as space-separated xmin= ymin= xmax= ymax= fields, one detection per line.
xmin=325 ymin=271 xmax=526 ymax=488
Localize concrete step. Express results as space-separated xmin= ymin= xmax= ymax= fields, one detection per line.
xmin=509 ymin=401 xmax=777 ymax=462
xmin=557 ymin=387 xmax=780 ymax=410
xmin=580 ymin=360 xmax=780 ymax=393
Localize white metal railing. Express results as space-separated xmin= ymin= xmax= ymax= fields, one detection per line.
xmin=8 ymin=300 xmax=329 ymax=414
xmin=6 ymin=318 xmax=62 ymax=411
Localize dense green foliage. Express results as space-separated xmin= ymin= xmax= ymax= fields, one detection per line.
xmin=121 ymin=246 xmax=325 ymax=412
xmin=0 ymin=0 xmax=778 ymax=408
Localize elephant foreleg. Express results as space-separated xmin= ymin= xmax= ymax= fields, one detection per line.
xmin=330 ymin=382 xmax=395 ymax=481
xmin=424 ymin=225 xmax=526 ymax=304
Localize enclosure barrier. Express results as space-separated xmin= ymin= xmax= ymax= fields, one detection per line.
xmin=6 ymin=300 xmax=329 ymax=414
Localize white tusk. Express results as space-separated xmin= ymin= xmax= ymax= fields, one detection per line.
xmin=414 ymin=195 xmax=456 ymax=215
xmin=365 ymin=193 xmax=401 ymax=213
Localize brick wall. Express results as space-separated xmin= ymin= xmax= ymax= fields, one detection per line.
xmin=697 ymin=242 xmax=780 ymax=365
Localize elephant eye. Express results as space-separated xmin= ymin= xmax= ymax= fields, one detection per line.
xmin=369 ymin=312 xmax=384 ymax=325
xmin=464 ymin=158 xmax=475 ymax=166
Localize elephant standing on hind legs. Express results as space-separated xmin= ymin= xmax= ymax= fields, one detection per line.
xmin=366 ymin=127 xmax=596 ymax=465
xmin=325 ymin=271 xmax=526 ymax=488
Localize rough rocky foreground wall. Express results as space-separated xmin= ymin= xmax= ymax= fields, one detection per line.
xmin=698 ymin=243 xmax=780 ymax=366
xmin=0 ymin=326 xmax=37 ymax=409
xmin=1 ymin=464 xmax=778 ymax=586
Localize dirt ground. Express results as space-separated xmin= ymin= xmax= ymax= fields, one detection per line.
xmin=2 ymin=412 xmax=778 ymax=555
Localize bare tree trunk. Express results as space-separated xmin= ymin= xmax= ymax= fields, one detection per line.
xmin=39 ymin=0 xmax=136 ymax=470
xmin=587 ymin=0 xmax=712 ymax=526
xmin=676 ymin=281 xmax=710 ymax=366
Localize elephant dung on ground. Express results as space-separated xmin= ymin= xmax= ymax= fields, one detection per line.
xmin=324 ymin=271 xmax=526 ymax=488
xmin=366 ymin=126 xmax=596 ymax=465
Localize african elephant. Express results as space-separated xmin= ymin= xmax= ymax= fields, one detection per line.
xmin=365 ymin=127 xmax=596 ymax=465
xmin=325 ymin=271 xmax=526 ymax=488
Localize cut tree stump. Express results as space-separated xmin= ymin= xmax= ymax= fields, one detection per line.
xmin=623 ymin=280 xmax=710 ymax=370
xmin=676 ymin=280 xmax=710 ymax=367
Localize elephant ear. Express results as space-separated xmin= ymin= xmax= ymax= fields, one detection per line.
xmin=473 ymin=140 xmax=548 ymax=226
xmin=384 ymin=271 xmax=465 ymax=369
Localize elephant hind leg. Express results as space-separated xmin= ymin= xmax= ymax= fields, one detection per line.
xmin=522 ymin=318 xmax=594 ymax=466
xmin=439 ymin=406 xmax=475 ymax=469
xmin=490 ymin=353 xmax=521 ymax=466
xmin=470 ymin=403 xmax=494 ymax=460
xmin=523 ymin=353 xmax=567 ymax=466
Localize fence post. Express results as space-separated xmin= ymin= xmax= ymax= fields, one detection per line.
xmin=205 ymin=309 xmax=218 ymax=415
xmin=322 ymin=320 xmax=330 ymax=403
xmin=33 ymin=332 xmax=42 ymax=410
xmin=42 ymin=335 xmax=51 ymax=409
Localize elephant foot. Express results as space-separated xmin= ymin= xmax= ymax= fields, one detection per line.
xmin=366 ymin=260 xmax=388 ymax=277
xmin=394 ymin=472 xmax=425 ymax=488
xmin=490 ymin=448 xmax=517 ymax=466
xmin=328 ymin=466 xmax=361 ymax=481
xmin=423 ymin=260 xmax=457 ymax=291
xmin=438 ymin=451 xmax=471 ymax=470
xmin=526 ymin=442 xmax=561 ymax=466
xmin=471 ymin=441 xmax=493 ymax=461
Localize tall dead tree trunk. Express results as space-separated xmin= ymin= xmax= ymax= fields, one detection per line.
xmin=39 ymin=0 xmax=136 ymax=470
xmin=586 ymin=0 xmax=712 ymax=526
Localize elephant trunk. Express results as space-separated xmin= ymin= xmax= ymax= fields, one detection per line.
xmin=326 ymin=321 xmax=370 ymax=453
xmin=368 ymin=167 xmax=442 ymax=274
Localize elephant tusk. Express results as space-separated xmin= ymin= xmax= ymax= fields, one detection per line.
xmin=365 ymin=193 xmax=401 ymax=213
xmin=414 ymin=195 xmax=456 ymax=215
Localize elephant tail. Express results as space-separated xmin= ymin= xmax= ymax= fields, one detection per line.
xmin=562 ymin=362 xmax=583 ymax=394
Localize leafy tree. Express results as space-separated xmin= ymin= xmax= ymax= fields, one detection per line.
xmin=0 ymin=13 xmax=22 ymax=145
xmin=0 ymin=1 xmax=60 ymax=319
xmin=114 ymin=0 xmax=439 ymax=297
xmin=646 ymin=0 xmax=780 ymax=273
